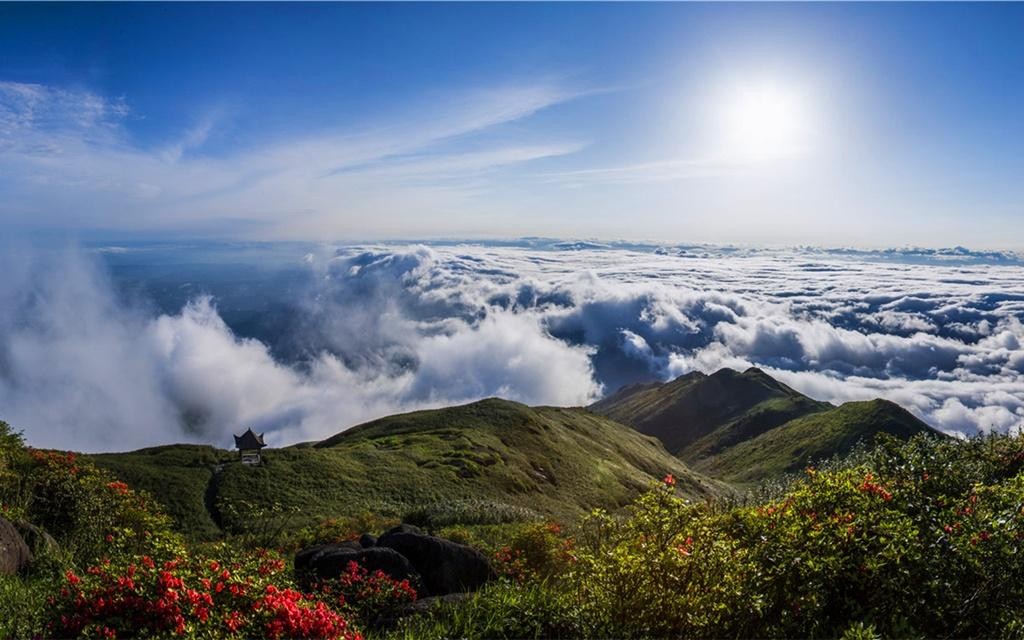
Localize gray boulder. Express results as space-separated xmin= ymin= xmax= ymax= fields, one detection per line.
xmin=295 ymin=543 xmax=421 ymax=590
xmin=377 ymin=528 xmax=494 ymax=595
xmin=381 ymin=523 xmax=422 ymax=536
xmin=14 ymin=521 xmax=58 ymax=556
xmin=0 ymin=517 xmax=33 ymax=575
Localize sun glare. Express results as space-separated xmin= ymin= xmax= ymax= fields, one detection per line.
xmin=717 ymin=81 xmax=813 ymax=162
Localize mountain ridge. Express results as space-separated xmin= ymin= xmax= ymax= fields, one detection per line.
xmin=591 ymin=367 xmax=944 ymax=484
xmin=91 ymin=398 xmax=728 ymax=538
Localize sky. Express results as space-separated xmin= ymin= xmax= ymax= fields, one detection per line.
xmin=1 ymin=2 xmax=1023 ymax=247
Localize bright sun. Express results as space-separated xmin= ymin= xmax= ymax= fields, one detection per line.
xmin=718 ymin=82 xmax=812 ymax=162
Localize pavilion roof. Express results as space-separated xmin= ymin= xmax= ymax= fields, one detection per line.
xmin=234 ymin=428 xmax=266 ymax=450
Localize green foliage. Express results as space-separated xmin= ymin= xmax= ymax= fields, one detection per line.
xmin=219 ymin=499 xmax=300 ymax=549
xmin=387 ymin=581 xmax=583 ymax=640
xmin=566 ymin=486 xmax=752 ymax=638
xmin=1 ymin=423 xmax=183 ymax=568
xmin=492 ymin=522 xmax=574 ymax=582
xmin=90 ymin=445 xmax=234 ymax=540
xmin=0 ymin=573 xmax=53 ymax=638
xmin=0 ymin=420 xmax=29 ymax=520
xmin=402 ymin=433 xmax=1024 ymax=639
xmin=282 ymin=513 xmax=400 ymax=553
xmin=17 ymin=449 xmax=182 ymax=566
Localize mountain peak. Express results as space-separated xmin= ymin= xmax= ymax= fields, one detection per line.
xmin=590 ymin=367 xmax=940 ymax=485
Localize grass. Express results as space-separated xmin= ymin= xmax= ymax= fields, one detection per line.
xmin=90 ymin=399 xmax=729 ymax=538
xmin=90 ymin=444 xmax=233 ymax=540
xmin=381 ymin=581 xmax=581 ymax=640
xmin=0 ymin=574 xmax=51 ymax=638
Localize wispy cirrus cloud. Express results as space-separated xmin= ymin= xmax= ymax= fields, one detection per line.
xmin=0 ymin=80 xmax=588 ymax=238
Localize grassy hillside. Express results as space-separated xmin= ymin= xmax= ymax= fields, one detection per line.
xmin=592 ymin=367 xmax=941 ymax=485
xmin=690 ymin=399 xmax=944 ymax=484
xmin=91 ymin=398 xmax=728 ymax=538
xmin=91 ymin=444 xmax=233 ymax=540
xmin=591 ymin=367 xmax=831 ymax=455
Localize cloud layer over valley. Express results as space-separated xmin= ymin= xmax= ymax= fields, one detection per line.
xmin=1 ymin=242 xmax=1022 ymax=451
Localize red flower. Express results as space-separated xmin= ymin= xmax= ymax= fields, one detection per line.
xmin=676 ymin=536 xmax=694 ymax=556
xmin=224 ymin=610 xmax=244 ymax=633
xmin=663 ymin=473 xmax=676 ymax=487
xmin=106 ymin=481 xmax=130 ymax=496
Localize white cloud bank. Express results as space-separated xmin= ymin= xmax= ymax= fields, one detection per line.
xmin=1 ymin=243 xmax=1022 ymax=451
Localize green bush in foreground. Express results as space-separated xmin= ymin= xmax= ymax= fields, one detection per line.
xmin=395 ymin=433 xmax=1024 ymax=639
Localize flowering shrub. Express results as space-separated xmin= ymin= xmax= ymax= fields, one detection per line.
xmin=555 ymin=433 xmax=1024 ymax=638
xmin=0 ymin=421 xmax=28 ymax=521
xmin=493 ymin=522 xmax=575 ymax=583
xmin=567 ymin=485 xmax=751 ymax=638
xmin=17 ymin=447 xmax=181 ymax=566
xmin=47 ymin=549 xmax=362 ymax=639
xmin=310 ymin=560 xmax=417 ymax=623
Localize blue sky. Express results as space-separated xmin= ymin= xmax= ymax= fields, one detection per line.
xmin=1 ymin=3 xmax=1022 ymax=247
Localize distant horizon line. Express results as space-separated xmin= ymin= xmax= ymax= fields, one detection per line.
xmin=80 ymin=237 xmax=1024 ymax=260
xmin=7 ymin=235 xmax=1021 ymax=257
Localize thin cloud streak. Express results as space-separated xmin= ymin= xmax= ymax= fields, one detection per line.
xmin=0 ymin=80 xmax=589 ymax=238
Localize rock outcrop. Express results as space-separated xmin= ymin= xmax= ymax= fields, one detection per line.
xmin=295 ymin=524 xmax=495 ymax=597
xmin=376 ymin=526 xmax=495 ymax=596
xmin=294 ymin=541 xmax=419 ymax=589
xmin=0 ymin=517 xmax=33 ymax=576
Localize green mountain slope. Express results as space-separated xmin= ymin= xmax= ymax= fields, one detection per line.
xmin=591 ymin=367 xmax=831 ymax=455
xmin=591 ymin=367 xmax=943 ymax=485
xmin=91 ymin=444 xmax=232 ymax=540
xmin=91 ymin=398 xmax=728 ymax=538
xmin=690 ymin=399 xmax=944 ymax=484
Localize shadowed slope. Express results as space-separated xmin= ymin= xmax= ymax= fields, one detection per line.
xmin=591 ymin=368 xmax=942 ymax=485
xmin=690 ymin=399 xmax=944 ymax=484
xmin=591 ymin=367 xmax=831 ymax=455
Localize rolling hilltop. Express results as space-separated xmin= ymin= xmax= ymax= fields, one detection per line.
xmin=89 ymin=368 xmax=945 ymax=537
xmin=91 ymin=399 xmax=727 ymax=538
xmin=591 ymin=367 xmax=944 ymax=484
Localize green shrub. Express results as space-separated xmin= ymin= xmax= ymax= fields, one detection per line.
xmin=18 ymin=448 xmax=182 ymax=566
xmin=279 ymin=512 xmax=401 ymax=554
xmin=0 ymin=573 xmax=53 ymax=639
xmin=552 ymin=434 xmax=1024 ymax=638
xmin=492 ymin=521 xmax=574 ymax=582
xmin=0 ymin=421 xmax=29 ymax=521
xmin=388 ymin=581 xmax=582 ymax=640
xmin=565 ymin=482 xmax=753 ymax=638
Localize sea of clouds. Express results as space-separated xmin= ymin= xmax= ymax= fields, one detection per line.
xmin=1 ymin=242 xmax=1023 ymax=452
